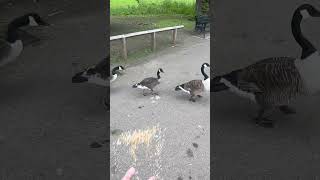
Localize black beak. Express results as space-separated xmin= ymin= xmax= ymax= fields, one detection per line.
xmin=72 ymin=72 xmax=88 ymax=83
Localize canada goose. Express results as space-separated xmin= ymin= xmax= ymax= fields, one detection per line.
xmin=175 ymin=63 xmax=211 ymax=102
xmin=72 ymin=57 xmax=125 ymax=110
xmin=212 ymin=4 xmax=320 ymax=128
xmin=212 ymin=57 xmax=307 ymax=128
xmin=175 ymin=80 xmax=205 ymax=102
xmin=0 ymin=13 xmax=49 ymax=67
xmin=132 ymin=68 xmax=164 ymax=96
xmin=72 ymin=57 xmax=125 ymax=86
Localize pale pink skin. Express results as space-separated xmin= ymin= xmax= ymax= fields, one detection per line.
xmin=122 ymin=167 xmax=156 ymax=180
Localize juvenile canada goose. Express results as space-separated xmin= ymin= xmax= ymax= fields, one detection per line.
xmin=0 ymin=13 xmax=49 ymax=67
xmin=175 ymin=63 xmax=211 ymax=102
xmin=212 ymin=4 xmax=320 ymax=128
xmin=132 ymin=68 xmax=164 ymax=96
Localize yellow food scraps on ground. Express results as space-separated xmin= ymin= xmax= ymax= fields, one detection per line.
xmin=117 ymin=125 xmax=159 ymax=162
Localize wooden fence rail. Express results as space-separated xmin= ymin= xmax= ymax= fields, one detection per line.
xmin=110 ymin=25 xmax=184 ymax=60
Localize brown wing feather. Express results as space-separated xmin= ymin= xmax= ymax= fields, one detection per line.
xmin=183 ymin=80 xmax=204 ymax=95
xmin=240 ymin=57 xmax=306 ymax=106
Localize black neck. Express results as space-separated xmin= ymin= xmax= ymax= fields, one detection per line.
xmin=157 ymin=71 xmax=161 ymax=79
xmin=291 ymin=11 xmax=317 ymax=59
xmin=6 ymin=17 xmax=28 ymax=43
xmin=6 ymin=29 xmax=19 ymax=43
xmin=111 ymin=68 xmax=118 ymax=75
xmin=201 ymin=65 xmax=209 ymax=80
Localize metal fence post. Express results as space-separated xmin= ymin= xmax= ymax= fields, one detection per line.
xmin=151 ymin=32 xmax=156 ymax=51
xmin=122 ymin=37 xmax=127 ymax=60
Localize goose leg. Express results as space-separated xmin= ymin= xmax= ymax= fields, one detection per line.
xmin=150 ymin=89 xmax=159 ymax=95
xmin=279 ymin=105 xmax=296 ymax=114
xmin=143 ymin=89 xmax=147 ymax=96
xmin=189 ymin=95 xmax=196 ymax=102
xmin=255 ymin=108 xmax=274 ymax=128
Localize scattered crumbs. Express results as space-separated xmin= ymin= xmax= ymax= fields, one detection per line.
xmin=186 ymin=149 xmax=194 ymax=158
xmin=155 ymin=95 xmax=160 ymax=100
xmin=192 ymin=143 xmax=198 ymax=148
xmin=111 ymin=129 xmax=123 ymax=136
xmin=117 ymin=125 xmax=160 ymax=161
xmin=112 ymin=124 xmax=165 ymax=178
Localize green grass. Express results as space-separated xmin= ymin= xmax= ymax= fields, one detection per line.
xmin=110 ymin=0 xmax=196 ymax=17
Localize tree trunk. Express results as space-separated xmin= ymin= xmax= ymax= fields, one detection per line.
xmin=196 ymin=0 xmax=202 ymax=16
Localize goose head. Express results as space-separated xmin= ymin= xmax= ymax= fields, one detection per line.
xmin=112 ymin=65 xmax=125 ymax=75
xmin=9 ymin=13 xmax=50 ymax=29
xmin=295 ymin=4 xmax=320 ymax=20
xmin=25 ymin=13 xmax=50 ymax=26
xmin=292 ymin=4 xmax=320 ymax=59
xmin=201 ymin=62 xmax=211 ymax=80
xmin=158 ymin=68 xmax=164 ymax=73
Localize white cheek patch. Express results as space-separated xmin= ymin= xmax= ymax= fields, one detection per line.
xmin=28 ymin=16 xmax=38 ymax=26
xmin=137 ymin=85 xmax=150 ymax=90
xmin=220 ymin=78 xmax=256 ymax=102
xmin=178 ymin=86 xmax=191 ymax=94
xmin=301 ymin=9 xmax=311 ymax=19
xmin=110 ymin=74 xmax=117 ymax=82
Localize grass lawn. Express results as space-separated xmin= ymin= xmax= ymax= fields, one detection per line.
xmin=110 ymin=0 xmax=195 ymax=17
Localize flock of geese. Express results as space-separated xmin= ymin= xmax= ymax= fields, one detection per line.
xmin=1 ymin=4 xmax=320 ymax=129
xmin=72 ymin=60 xmax=212 ymax=102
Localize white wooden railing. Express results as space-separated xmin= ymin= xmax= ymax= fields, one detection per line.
xmin=110 ymin=25 xmax=184 ymax=60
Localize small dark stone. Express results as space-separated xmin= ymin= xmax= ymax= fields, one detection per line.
xmin=90 ymin=142 xmax=102 ymax=148
xmin=138 ymin=106 xmax=144 ymax=109
xmin=186 ymin=149 xmax=194 ymax=158
xmin=192 ymin=143 xmax=198 ymax=148
xmin=189 ymin=176 xmax=192 ymax=179
xmin=177 ymin=176 xmax=183 ymax=180
xmin=111 ymin=129 xmax=123 ymax=136
xmin=111 ymin=165 xmax=117 ymax=174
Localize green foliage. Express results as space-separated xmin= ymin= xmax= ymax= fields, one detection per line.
xmin=111 ymin=0 xmax=196 ymax=17
xmin=201 ymin=0 xmax=209 ymax=14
